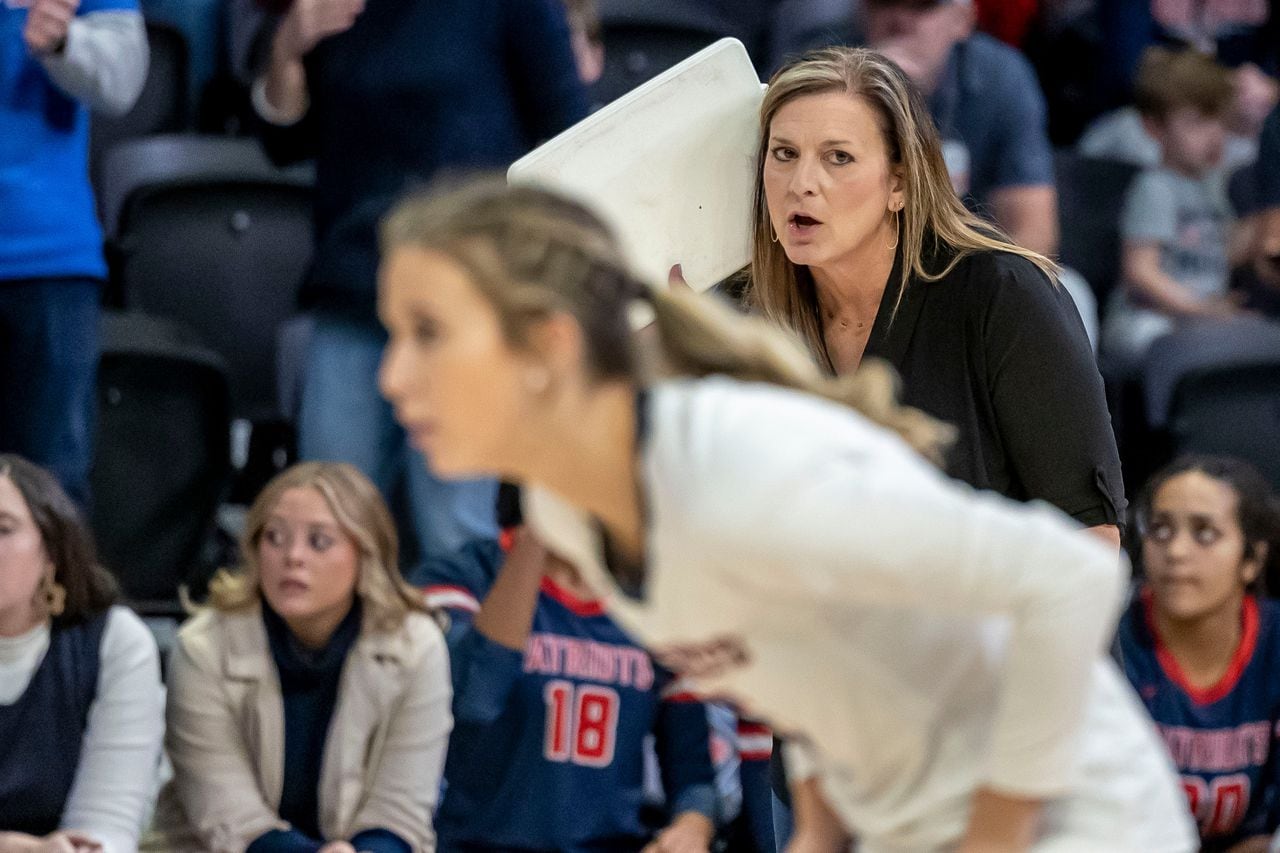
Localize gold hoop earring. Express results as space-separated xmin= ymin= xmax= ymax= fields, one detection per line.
xmin=886 ymin=209 xmax=901 ymax=252
xmin=41 ymin=571 xmax=66 ymax=618
xmin=769 ymin=222 xmax=779 ymax=243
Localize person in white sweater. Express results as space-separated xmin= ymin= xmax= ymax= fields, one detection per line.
xmin=375 ymin=180 xmax=1198 ymax=852
xmin=0 ymin=455 xmax=164 ymax=853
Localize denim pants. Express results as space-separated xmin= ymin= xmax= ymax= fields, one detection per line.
xmin=298 ymin=313 xmax=497 ymax=562
xmin=0 ymin=279 xmax=99 ymax=509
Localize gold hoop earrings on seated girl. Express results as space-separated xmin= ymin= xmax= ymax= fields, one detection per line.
xmin=41 ymin=570 xmax=66 ymax=618
xmin=887 ymin=204 xmax=902 ymax=252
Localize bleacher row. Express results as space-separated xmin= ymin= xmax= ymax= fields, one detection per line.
xmin=87 ymin=2 xmax=1280 ymax=621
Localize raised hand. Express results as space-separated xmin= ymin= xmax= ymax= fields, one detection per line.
xmin=23 ymin=0 xmax=80 ymax=56
xmin=273 ymin=0 xmax=365 ymax=61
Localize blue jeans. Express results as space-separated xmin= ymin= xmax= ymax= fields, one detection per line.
xmin=0 ymin=279 xmax=99 ymax=509
xmin=298 ymin=314 xmax=497 ymax=563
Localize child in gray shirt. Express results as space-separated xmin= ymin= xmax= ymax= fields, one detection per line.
xmin=1102 ymin=47 xmax=1248 ymax=375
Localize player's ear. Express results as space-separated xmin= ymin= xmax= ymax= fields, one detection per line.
xmin=525 ymin=310 xmax=587 ymax=388
xmin=1243 ymin=540 xmax=1269 ymax=584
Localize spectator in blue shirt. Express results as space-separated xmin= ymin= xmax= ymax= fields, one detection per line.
xmin=0 ymin=0 xmax=147 ymax=509
xmin=861 ymin=0 xmax=1059 ymax=256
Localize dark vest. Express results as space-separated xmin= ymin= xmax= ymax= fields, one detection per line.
xmin=0 ymin=611 xmax=108 ymax=833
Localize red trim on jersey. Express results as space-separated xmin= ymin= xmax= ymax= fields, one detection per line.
xmin=737 ymin=719 xmax=773 ymax=760
xmin=540 ymin=575 xmax=606 ymax=617
xmin=1143 ymin=588 xmax=1259 ymax=707
xmin=662 ymin=692 xmax=701 ymax=704
xmin=422 ymin=584 xmax=481 ymax=613
xmin=738 ymin=745 xmax=773 ymax=761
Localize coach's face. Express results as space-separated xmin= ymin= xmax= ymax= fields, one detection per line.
xmin=763 ymin=91 xmax=904 ymax=276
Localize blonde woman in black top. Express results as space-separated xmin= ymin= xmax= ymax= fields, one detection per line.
xmin=746 ymin=46 xmax=1123 ymax=539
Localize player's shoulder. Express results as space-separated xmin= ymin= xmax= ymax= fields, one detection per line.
xmin=646 ymin=377 xmax=934 ymax=538
xmin=413 ymin=538 xmax=505 ymax=614
xmin=648 ymin=376 xmax=911 ymax=484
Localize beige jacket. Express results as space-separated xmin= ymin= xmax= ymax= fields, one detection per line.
xmin=148 ymin=603 xmax=452 ymax=853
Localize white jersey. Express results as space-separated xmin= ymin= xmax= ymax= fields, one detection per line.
xmin=525 ymin=377 xmax=1196 ymax=852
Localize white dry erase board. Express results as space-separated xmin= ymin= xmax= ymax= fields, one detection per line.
xmin=508 ymin=38 xmax=763 ymax=291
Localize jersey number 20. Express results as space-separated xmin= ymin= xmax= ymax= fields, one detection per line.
xmin=1184 ymin=773 xmax=1250 ymax=837
xmin=544 ymin=680 xmax=620 ymax=767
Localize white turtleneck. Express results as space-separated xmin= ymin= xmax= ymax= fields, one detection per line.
xmin=0 ymin=606 xmax=164 ymax=853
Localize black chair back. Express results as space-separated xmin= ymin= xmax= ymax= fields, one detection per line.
xmin=1168 ymin=361 xmax=1280 ymax=491
xmin=1054 ymin=151 xmax=1141 ymax=306
xmin=92 ymin=312 xmax=232 ymax=610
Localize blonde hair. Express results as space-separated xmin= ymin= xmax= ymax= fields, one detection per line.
xmin=749 ymin=47 xmax=1059 ymax=368
xmin=204 ymin=461 xmax=430 ymax=631
xmin=382 ymin=179 xmax=953 ymax=464
xmin=1134 ymin=46 xmax=1234 ymax=121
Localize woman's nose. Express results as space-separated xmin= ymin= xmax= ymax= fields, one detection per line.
xmin=285 ymin=536 xmax=308 ymax=565
xmin=1163 ymin=529 xmax=1194 ymax=560
xmin=378 ymin=341 xmax=404 ymax=403
xmin=789 ymin=155 xmax=820 ymax=196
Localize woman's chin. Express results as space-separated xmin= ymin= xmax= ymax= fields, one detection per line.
xmin=422 ymin=450 xmax=489 ymax=482
xmin=782 ymin=243 xmax=822 ymax=267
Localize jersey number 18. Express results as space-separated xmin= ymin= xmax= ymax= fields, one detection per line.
xmin=544 ymin=680 xmax=620 ymax=768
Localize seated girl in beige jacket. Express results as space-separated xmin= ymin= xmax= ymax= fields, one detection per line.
xmin=150 ymin=462 xmax=452 ymax=853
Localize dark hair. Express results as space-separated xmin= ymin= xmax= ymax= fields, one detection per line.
xmin=1135 ymin=455 xmax=1280 ymax=588
xmin=0 ymin=455 xmax=118 ymax=626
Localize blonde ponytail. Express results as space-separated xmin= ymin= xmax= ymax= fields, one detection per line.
xmin=645 ymin=286 xmax=954 ymax=464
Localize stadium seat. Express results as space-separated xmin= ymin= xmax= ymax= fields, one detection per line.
xmin=1143 ymin=318 xmax=1280 ymax=430
xmin=1054 ymin=151 xmax=1141 ymax=309
xmin=92 ymin=311 xmax=232 ymax=613
xmin=1166 ymin=359 xmax=1280 ymax=491
xmin=102 ymin=135 xmax=314 ymax=425
xmin=593 ymin=1 xmax=733 ymax=105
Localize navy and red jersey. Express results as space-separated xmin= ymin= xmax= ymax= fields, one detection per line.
xmin=1117 ymin=589 xmax=1280 ymax=850
xmin=416 ymin=539 xmax=718 ymax=852
xmin=735 ymin=718 xmax=776 ymax=852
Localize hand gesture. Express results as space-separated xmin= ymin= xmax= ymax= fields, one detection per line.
xmin=642 ymin=812 xmax=714 ymax=853
xmin=668 ymin=263 xmax=693 ymax=292
xmin=23 ymin=0 xmax=79 ymax=56
xmin=273 ymin=0 xmax=365 ymax=61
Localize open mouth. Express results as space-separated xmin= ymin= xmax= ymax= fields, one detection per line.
xmin=789 ymin=213 xmax=822 ymax=230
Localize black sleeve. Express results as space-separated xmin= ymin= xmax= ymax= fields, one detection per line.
xmin=980 ymin=256 xmax=1127 ymax=528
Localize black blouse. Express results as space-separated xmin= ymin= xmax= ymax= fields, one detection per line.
xmin=860 ymin=243 xmax=1126 ymax=527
